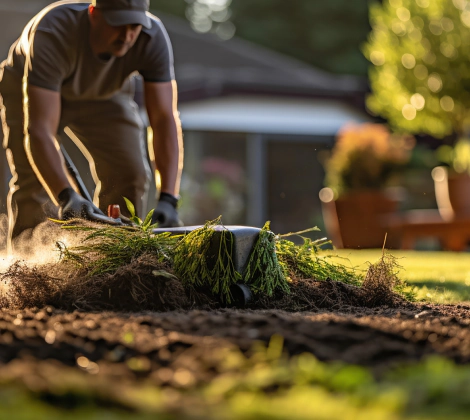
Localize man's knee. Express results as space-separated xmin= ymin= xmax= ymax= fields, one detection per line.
xmin=8 ymin=188 xmax=53 ymax=237
xmin=106 ymin=161 xmax=150 ymax=204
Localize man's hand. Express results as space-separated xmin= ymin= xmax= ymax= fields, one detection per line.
xmin=151 ymin=192 xmax=183 ymax=227
xmin=58 ymin=187 xmax=121 ymax=225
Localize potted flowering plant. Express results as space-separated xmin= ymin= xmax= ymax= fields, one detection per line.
xmin=320 ymin=123 xmax=414 ymax=248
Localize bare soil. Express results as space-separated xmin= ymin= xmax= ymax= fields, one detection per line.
xmin=1 ymin=301 xmax=470 ymax=389
xmin=1 ymin=250 xmax=468 ymax=393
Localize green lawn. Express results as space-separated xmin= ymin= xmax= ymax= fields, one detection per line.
xmin=4 ymin=342 xmax=470 ymax=420
xmin=326 ymin=250 xmax=470 ymax=304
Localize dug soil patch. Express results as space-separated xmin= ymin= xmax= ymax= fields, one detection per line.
xmin=1 ymin=302 xmax=470 ymax=388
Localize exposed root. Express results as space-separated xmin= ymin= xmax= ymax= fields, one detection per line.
xmin=0 ymin=261 xmax=63 ymax=309
xmin=252 ymin=278 xmax=363 ymax=311
xmin=360 ymin=254 xmax=408 ymax=307
xmin=0 ymin=218 xmax=410 ymax=314
xmin=0 ymin=253 xmax=196 ymax=312
xmin=252 ymin=255 xmax=408 ymax=312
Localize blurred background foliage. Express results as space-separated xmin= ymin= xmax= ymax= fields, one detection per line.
xmin=364 ymin=0 xmax=470 ymax=139
xmin=150 ymin=0 xmax=371 ymax=76
xmin=324 ymin=124 xmax=415 ymax=197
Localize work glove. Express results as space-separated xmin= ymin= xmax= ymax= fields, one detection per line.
xmin=58 ymin=187 xmax=122 ymax=225
xmin=151 ymin=192 xmax=183 ymax=228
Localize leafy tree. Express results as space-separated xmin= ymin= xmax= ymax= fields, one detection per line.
xmin=149 ymin=0 xmax=187 ymax=19
xmin=230 ymin=0 xmax=370 ymax=75
xmin=151 ymin=0 xmax=370 ymax=76
xmin=364 ymin=0 xmax=470 ymax=138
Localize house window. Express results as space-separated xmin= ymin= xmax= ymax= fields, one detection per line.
xmin=180 ymin=130 xmax=331 ymax=235
xmin=266 ymin=139 xmax=329 ymax=234
xmin=180 ymin=131 xmax=247 ymax=225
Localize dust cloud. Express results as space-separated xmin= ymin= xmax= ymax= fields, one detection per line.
xmin=0 ymin=216 xmax=84 ymax=295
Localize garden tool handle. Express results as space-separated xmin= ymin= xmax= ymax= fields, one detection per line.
xmin=107 ymin=205 xmax=121 ymax=219
xmin=60 ymin=145 xmax=93 ymax=203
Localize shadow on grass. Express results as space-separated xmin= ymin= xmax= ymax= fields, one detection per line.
xmin=409 ymin=280 xmax=470 ymax=303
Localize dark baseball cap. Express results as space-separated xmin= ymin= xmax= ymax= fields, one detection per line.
xmin=93 ymin=0 xmax=151 ymax=29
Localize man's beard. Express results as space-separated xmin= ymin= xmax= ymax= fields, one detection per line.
xmin=98 ymin=53 xmax=112 ymax=61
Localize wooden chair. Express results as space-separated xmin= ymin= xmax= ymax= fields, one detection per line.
xmin=383 ymin=167 xmax=470 ymax=251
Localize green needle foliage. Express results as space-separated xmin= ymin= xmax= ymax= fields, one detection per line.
xmin=57 ymin=224 xmax=179 ymax=277
xmin=243 ymin=222 xmax=290 ymax=296
xmin=276 ymin=235 xmax=362 ymax=287
xmin=55 ymin=198 xmax=179 ymax=276
xmin=173 ymin=217 xmax=242 ymax=303
xmin=54 ymin=198 xmax=409 ymax=306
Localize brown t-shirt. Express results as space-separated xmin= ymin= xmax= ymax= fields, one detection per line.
xmin=1 ymin=1 xmax=174 ymax=101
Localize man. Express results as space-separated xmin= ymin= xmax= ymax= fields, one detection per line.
xmin=0 ymin=0 xmax=184 ymax=250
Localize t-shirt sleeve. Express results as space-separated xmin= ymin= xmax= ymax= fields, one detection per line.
xmin=139 ymin=20 xmax=175 ymax=83
xmin=26 ymin=29 xmax=70 ymax=91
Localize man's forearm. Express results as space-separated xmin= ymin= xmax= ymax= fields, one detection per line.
xmin=25 ymin=85 xmax=70 ymax=203
xmin=145 ymin=80 xmax=183 ymax=198
xmin=151 ymin=116 xmax=183 ymax=197
xmin=25 ymin=129 xmax=71 ymax=202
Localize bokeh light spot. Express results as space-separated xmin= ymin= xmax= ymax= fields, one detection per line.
xmin=187 ymin=0 xmax=233 ymax=36
xmin=432 ymin=166 xmax=446 ymax=182
xmin=421 ymin=37 xmax=431 ymax=50
xmin=411 ymin=93 xmax=426 ymax=110
xmin=416 ymin=0 xmax=430 ymax=8
xmin=461 ymin=11 xmax=470 ymax=28
xmin=397 ymin=7 xmax=411 ymax=21
xmin=402 ymin=53 xmax=416 ymax=69
xmin=45 ymin=330 xmax=56 ymax=344
xmin=453 ymin=0 xmax=466 ymax=11
xmin=211 ymin=8 xmax=231 ymax=23
xmin=402 ymin=104 xmax=417 ymax=120
xmin=319 ymin=188 xmax=335 ymax=203
xmin=409 ymin=28 xmax=423 ymax=42
xmin=423 ymin=51 xmax=436 ymax=65
xmin=215 ymin=21 xmax=236 ymax=40
xmin=440 ymin=96 xmax=455 ymax=111
xmin=190 ymin=16 xmax=212 ymax=33
xmin=440 ymin=42 xmax=456 ymax=58
xmin=428 ymin=73 xmax=443 ymax=92
xmin=412 ymin=16 xmax=425 ymax=29
xmin=441 ymin=17 xmax=455 ymax=32
xmin=371 ymin=51 xmax=385 ymax=65
xmin=77 ymin=356 xmax=90 ymax=368
xmin=392 ymin=20 xmax=407 ymax=36
xmin=429 ymin=21 xmax=443 ymax=35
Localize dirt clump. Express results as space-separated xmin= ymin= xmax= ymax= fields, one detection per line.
xmin=1 ymin=253 xmax=195 ymax=312
xmin=253 ymin=255 xmax=407 ymax=312
xmin=1 ymin=261 xmax=406 ymax=313
xmin=0 ymin=305 xmax=470 ymax=378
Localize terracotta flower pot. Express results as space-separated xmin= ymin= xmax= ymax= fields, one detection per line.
xmin=320 ymin=189 xmax=399 ymax=249
xmin=447 ymin=172 xmax=470 ymax=218
xmin=432 ymin=166 xmax=470 ymax=221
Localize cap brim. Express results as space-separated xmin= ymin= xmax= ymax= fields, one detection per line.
xmin=102 ymin=10 xmax=151 ymax=29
